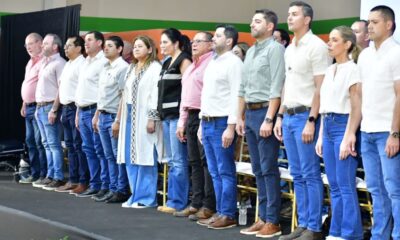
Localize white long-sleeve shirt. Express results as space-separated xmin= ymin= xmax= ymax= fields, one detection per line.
xmin=200 ymin=51 xmax=243 ymax=124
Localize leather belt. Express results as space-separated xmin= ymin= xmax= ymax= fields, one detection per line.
xmin=201 ymin=116 xmax=227 ymax=122
xmin=37 ymin=101 xmax=53 ymax=107
xmin=99 ymin=109 xmax=114 ymax=115
xmin=25 ymin=102 xmax=37 ymax=107
xmin=285 ymin=105 xmax=310 ymax=115
xmin=79 ymin=104 xmax=97 ymax=112
xmin=246 ymin=101 xmax=269 ymax=110
xmin=187 ymin=109 xmax=200 ymax=114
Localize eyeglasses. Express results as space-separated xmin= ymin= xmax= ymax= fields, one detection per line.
xmin=64 ymin=44 xmax=75 ymax=49
xmin=190 ymin=40 xmax=211 ymax=45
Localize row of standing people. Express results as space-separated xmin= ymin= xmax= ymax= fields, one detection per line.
xmin=19 ymin=1 xmax=400 ymax=240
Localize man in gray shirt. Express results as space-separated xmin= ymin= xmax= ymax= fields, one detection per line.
xmin=236 ymin=9 xmax=285 ymax=238
xmin=93 ymin=36 xmax=129 ymax=203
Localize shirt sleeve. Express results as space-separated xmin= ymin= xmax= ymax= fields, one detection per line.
xmin=227 ymin=58 xmax=243 ymax=124
xmin=348 ymin=64 xmax=361 ymax=89
xmin=310 ymin=40 xmax=330 ymax=76
xmin=391 ymin=47 xmax=400 ymax=81
xmin=268 ymin=44 xmax=286 ymax=99
xmin=148 ymin=63 xmax=161 ymax=120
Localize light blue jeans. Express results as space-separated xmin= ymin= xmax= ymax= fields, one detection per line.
xmin=361 ymin=131 xmax=400 ymax=240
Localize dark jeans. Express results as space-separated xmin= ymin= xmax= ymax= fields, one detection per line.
xmin=61 ymin=104 xmax=89 ymax=184
xmin=245 ymin=107 xmax=281 ymax=224
xmin=186 ymin=110 xmax=215 ymax=210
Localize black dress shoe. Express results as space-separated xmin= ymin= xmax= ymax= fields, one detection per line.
xmin=91 ymin=189 xmax=109 ymax=199
xmin=76 ymin=188 xmax=99 ymax=198
xmin=94 ymin=191 xmax=114 ymax=202
xmin=105 ymin=192 xmax=130 ymax=203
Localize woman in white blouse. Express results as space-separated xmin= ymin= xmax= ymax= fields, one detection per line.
xmin=315 ymin=26 xmax=363 ymax=239
xmin=114 ymin=35 xmax=163 ymax=208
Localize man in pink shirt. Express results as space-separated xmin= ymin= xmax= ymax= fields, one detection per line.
xmin=33 ymin=33 xmax=66 ymax=190
xmin=19 ymin=32 xmax=47 ymax=184
xmin=175 ymin=31 xmax=216 ymax=220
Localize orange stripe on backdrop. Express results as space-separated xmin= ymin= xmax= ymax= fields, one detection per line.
xmin=103 ymin=30 xmax=329 ymax=59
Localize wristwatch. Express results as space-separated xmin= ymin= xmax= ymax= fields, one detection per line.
xmin=264 ymin=117 xmax=273 ymax=124
xmin=391 ymin=131 xmax=400 ymax=138
xmin=307 ymin=116 xmax=316 ymax=123
xmin=277 ymin=113 xmax=284 ymax=119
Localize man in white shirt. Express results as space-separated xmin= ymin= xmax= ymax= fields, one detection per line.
xmin=55 ymin=36 xmax=89 ymax=193
xmin=197 ymin=24 xmax=243 ymax=230
xmin=274 ymin=1 xmax=330 ymax=239
xmin=92 ymin=36 xmax=129 ymax=203
xmin=358 ymin=5 xmax=400 ymax=239
xmin=73 ymin=31 xmax=109 ymax=198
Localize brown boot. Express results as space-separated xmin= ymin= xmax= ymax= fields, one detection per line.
xmin=69 ymin=184 xmax=88 ymax=195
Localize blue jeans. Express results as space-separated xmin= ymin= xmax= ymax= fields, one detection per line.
xmin=282 ymin=111 xmax=323 ymax=232
xmin=162 ymin=118 xmax=189 ymax=210
xmin=78 ymin=108 xmax=109 ymax=190
xmin=322 ymin=114 xmax=363 ymax=239
xmin=245 ymin=108 xmax=281 ymax=224
xmin=125 ymin=105 xmax=158 ymax=207
xmin=98 ymin=112 xmax=129 ymax=194
xmin=202 ymin=117 xmax=237 ymax=219
xmin=361 ymin=131 xmax=400 ymax=240
xmin=35 ymin=104 xmax=64 ymax=180
xmin=25 ymin=104 xmax=46 ymax=178
xmin=61 ymin=105 xmax=89 ymax=184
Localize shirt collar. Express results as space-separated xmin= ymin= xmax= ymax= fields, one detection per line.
xmin=107 ymin=56 xmax=124 ymax=68
xmin=44 ymin=53 xmax=61 ymax=63
xmin=88 ymin=50 xmax=104 ymax=62
xmin=292 ymin=30 xmax=313 ymax=46
xmin=193 ymin=51 xmax=213 ymax=66
xmin=254 ymin=36 xmax=274 ymax=49
xmin=374 ymin=36 xmax=395 ymax=52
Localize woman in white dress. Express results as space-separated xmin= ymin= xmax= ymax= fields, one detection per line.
xmin=115 ymin=35 xmax=163 ymax=208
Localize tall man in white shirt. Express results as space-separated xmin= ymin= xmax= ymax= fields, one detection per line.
xmin=198 ymin=24 xmax=243 ymax=230
xmin=358 ymin=5 xmax=400 ymax=239
xmin=34 ymin=33 xmax=66 ymax=190
xmin=274 ymin=2 xmax=330 ymax=239
xmin=55 ymin=36 xmax=89 ymax=193
xmin=92 ymin=36 xmax=129 ymax=203
xmin=73 ymin=31 xmax=109 ymax=197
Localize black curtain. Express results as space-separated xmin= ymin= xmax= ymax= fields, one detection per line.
xmin=0 ymin=5 xmax=81 ymax=142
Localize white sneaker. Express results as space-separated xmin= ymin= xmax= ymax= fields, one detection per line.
xmin=121 ymin=201 xmax=132 ymax=208
xmin=131 ymin=203 xmax=149 ymax=209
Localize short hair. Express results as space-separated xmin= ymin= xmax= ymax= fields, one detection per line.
xmin=354 ymin=20 xmax=368 ymax=33
xmin=27 ymin=32 xmax=42 ymax=42
xmin=371 ymin=5 xmax=396 ymax=33
xmin=132 ymin=35 xmax=158 ymax=66
xmin=106 ymin=35 xmax=124 ymax=56
xmin=255 ymin=9 xmax=278 ymax=31
xmin=289 ymin=1 xmax=314 ymax=28
xmin=275 ymin=29 xmax=290 ymax=48
xmin=197 ymin=31 xmax=213 ymax=41
xmin=45 ymin=33 xmax=62 ymax=52
xmin=162 ymin=28 xmax=192 ymax=56
xmin=215 ymin=24 xmax=238 ymax=49
xmin=86 ymin=31 xmax=105 ymax=48
xmin=68 ymin=35 xmax=85 ymax=54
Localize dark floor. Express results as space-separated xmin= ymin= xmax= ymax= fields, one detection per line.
xmin=0 ymin=170 xmax=291 ymax=240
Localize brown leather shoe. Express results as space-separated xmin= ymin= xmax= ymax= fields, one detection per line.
xmin=240 ymin=219 xmax=265 ymax=235
xmin=157 ymin=206 xmax=176 ymax=214
xmin=208 ymin=215 xmax=237 ymax=229
xmin=189 ymin=207 xmax=215 ymax=221
xmin=55 ymin=182 xmax=78 ymax=193
xmin=256 ymin=222 xmax=281 ymax=238
xmin=173 ymin=206 xmax=198 ymax=217
xmin=69 ymin=184 xmax=88 ymax=195
xmin=197 ymin=214 xmax=220 ymax=226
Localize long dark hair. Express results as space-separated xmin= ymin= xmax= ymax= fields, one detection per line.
xmin=162 ymin=28 xmax=192 ymax=58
